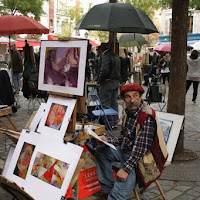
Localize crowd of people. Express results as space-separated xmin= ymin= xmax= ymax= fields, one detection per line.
xmin=1 ymin=40 xmax=200 ymax=200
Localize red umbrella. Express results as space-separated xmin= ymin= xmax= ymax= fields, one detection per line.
xmin=154 ymin=44 xmax=171 ymax=55
xmin=0 ymin=15 xmax=49 ymax=35
xmin=0 ymin=15 xmax=49 ymax=84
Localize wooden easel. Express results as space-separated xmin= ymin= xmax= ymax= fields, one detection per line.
xmin=0 ymin=107 xmax=19 ymax=132
xmin=0 ymin=175 xmax=34 ymax=200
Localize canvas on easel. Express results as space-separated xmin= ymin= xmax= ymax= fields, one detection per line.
xmin=38 ymin=40 xmax=88 ymax=96
xmin=37 ymin=94 xmax=77 ymax=140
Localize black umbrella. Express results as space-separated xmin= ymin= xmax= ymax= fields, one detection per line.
xmin=75 ymin=3 xmax=158 ymax=34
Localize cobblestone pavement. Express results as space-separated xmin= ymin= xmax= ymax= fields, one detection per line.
xmin=0 ymin=84 xmax=200 ymax=200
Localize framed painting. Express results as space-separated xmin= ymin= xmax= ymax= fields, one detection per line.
xmin=38 ymin=40 xmax=88 ymax=96
xmin=5 ymin=130 xmax=40 ymax=188
xmin=37 ymin=95 xmax=77 ymax=140
xmin=156 ymin=111 xmax=184 ymax=163
xmin=25 ymin=134 xmax=83 ymax=200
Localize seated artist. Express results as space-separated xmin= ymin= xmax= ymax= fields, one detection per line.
xmin=95 ymin=83 xmax=168 ymax=200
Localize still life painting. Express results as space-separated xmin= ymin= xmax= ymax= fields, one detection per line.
xmin=13 ymin=142 xmax=35 ymax=179
xmin=38 ymin=40 xmax=88 ymax=96
xmin=31 ymin=152 xmax=70 ymax=189
xmin=45 ymin=103 xmax=67 ymax=130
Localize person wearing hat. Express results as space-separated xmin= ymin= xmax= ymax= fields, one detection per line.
xmin=95 ymin=83 xmax=168 ymax=200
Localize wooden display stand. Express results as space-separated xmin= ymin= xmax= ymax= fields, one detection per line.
xmin=0 ymin=107 xmax=19 ymax=132
xmin=0 ymin=175 xmax=34 ymax=200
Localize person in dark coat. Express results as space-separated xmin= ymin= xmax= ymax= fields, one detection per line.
xmin=98 ymin=42 xmax=121 ymax=128
xmin=9 ymin=43 xmax=23 ymax=94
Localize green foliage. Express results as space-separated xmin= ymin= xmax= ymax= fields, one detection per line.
xmin=158 ymin=0 xmax=200 ymax=9
xmin=58 ymin=1 xmax=84 ymax=37
xmin=92 ymin=31 xmax=109 ymax=43
xmin=0 ymin=0 xmax=45 ymax=20
xmin=122 ymin=0 xmax=160 ymax=18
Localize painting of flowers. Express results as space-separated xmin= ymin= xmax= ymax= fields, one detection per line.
xmin=31 ymin=152 xmax=70 ymax=189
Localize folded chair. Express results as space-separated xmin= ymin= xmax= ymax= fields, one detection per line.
xmin=89 ymin=91 xmax=118 ymax=136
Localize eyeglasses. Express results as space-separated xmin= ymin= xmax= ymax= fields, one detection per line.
xmin=124 ymin=94 xmax=140 ymax=100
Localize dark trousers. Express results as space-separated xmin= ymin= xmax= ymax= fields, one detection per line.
xmin=186 ymin=80 xmax=199 ymax=102
xmin=161 ymin=73 xmax=170 ymax=84
xmin=99 ymin=80 xmax=119 ymax=126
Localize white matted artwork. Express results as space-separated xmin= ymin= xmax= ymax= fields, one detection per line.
xmin=25 ymin=134 xmax=83 ymax=200
xmin=29 ymin=103 xmax=47 ymax=132
xmin=38 ymin=40 xmax=88 ymax=96
xmin=2 ymin=144 xmax=15 ymax=176
xmin=156 ymin=111 xmax=184 ymax=163
xmin=37 ymin=95 xmax=77 ymax=140
xmin=4 ymin=130 xmax=40 ymax=188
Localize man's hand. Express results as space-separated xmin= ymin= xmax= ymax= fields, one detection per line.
xmin=116 ymin=168 xmax=128 ymax=182
xmin=97 ymin=135 xmax=108 ymax=145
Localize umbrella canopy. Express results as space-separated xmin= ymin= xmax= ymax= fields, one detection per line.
xmin=75 ymin=3 xmax=158 ymax=34
xmin=117 ymin=33 xmax=147 ymax=47
xmin=155 ymin=44 xmax=192 ymax=55
xmin=0 ymin=36 xmax=15 ymax=43
xmin=0 ymin=15 xmax=49 ymax=35
xmin=154 ymin=44 xmax=171 ymax=54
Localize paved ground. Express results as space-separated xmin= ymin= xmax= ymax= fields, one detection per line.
xmin=0 ymin=83 xmax=200 ymax=200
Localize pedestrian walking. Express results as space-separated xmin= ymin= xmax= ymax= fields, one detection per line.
xmin=186 ymin=50 xmax=200 ymax=104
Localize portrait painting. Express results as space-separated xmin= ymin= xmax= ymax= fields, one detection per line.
xmin=45 ymin=103 xmax=67 ymax=130
xmin=37 ymin=95 xmax=77 ymax=140
xmin=38 ymin=40 xmax=88 ymax=96
xmin=31 ymin=152 xmax=70 ymax=189
xmin=13 ymin=142 xmax=35 ymax=179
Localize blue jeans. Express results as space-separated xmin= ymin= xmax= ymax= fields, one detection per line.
xmin=95 ymin=145 xmax=136 ymax=200
xmin=12 ymin=73 xmax=21 ymax=93
xmin=99 ymin=80 xmax=119 ymax=126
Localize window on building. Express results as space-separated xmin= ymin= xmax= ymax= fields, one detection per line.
xmin=188 ymin=16 xmax=193 ymax=33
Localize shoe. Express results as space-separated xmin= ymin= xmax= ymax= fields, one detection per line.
xmin=192 ymin=101 xmax=196 ymax=105
xmin=112 ymin=125 xmax=118 ymax=129
xmin=95 ymin=193 xmax=108 ymax=200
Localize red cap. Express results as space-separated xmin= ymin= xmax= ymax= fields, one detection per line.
xmin=120 ymin=83 xmax=144 ymax=98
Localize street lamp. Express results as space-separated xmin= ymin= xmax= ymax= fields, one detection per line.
xmin=84 ymin=31 xmax=89 ymax=39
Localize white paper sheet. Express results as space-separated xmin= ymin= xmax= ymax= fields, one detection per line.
xmin=86 ymin=127 xmax=117 ymax=150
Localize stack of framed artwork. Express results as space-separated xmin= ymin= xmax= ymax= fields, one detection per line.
xmin=2 ymin=39 xmax=89 ymax=200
